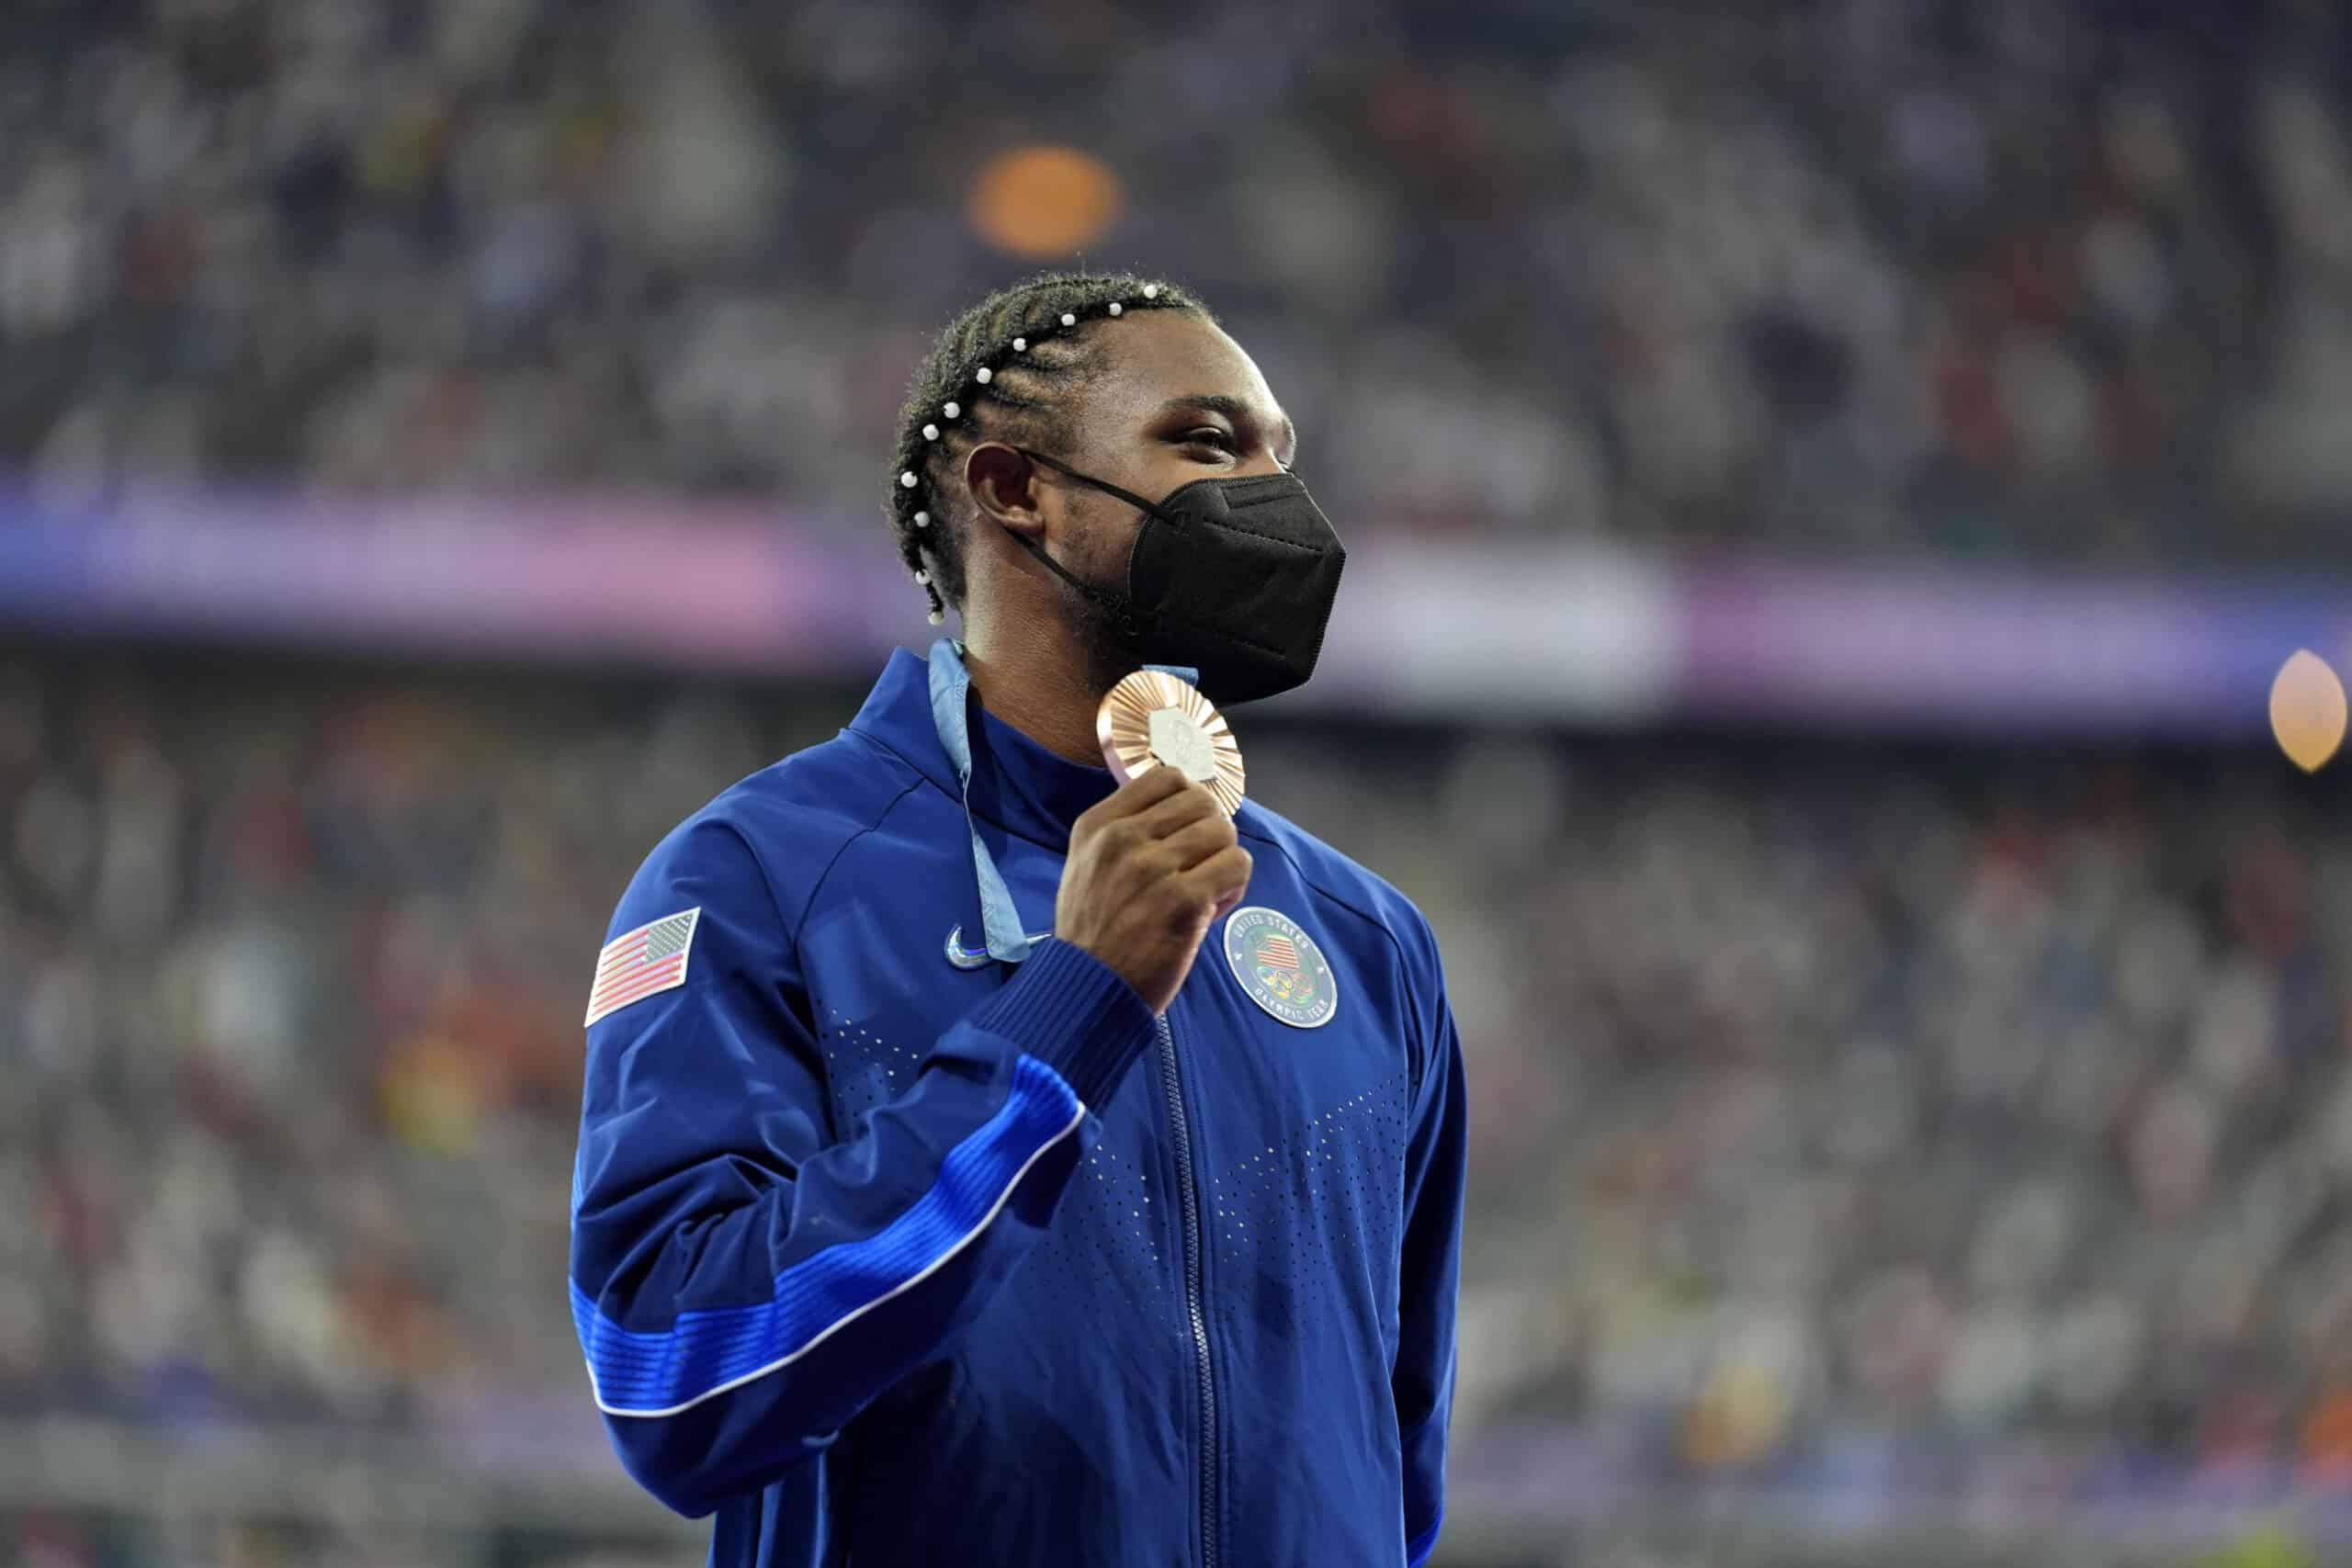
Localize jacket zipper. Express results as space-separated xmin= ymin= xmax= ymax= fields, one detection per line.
xmin=1156 ymin=1012 xmax=1220 ymax=1568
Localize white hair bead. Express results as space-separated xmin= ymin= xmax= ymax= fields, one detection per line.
xmin=927 ymin=609 xmax=944 ymax=626
xmin=1012 ymin=337 xmax=1026 ymax=352
xmin=1060 ymin=312 xmax=1077 ymax=326
xmin=899 ymin=470 xmax=918 ymax=489
xmin=913 ymin=510 xmax=929 ymax=527
xmin=1107 ymin=301 xmax=1123 ymax=316
xmin=1142 ymin=283 xmax=1159 ymax=299
xmin=914 ymin=569 xmax=929 ymax=585
xmin=922 ymin=423 xmax=939 ymax=441
xmin=943 ymin=401 xmax=959 ymax=420
xmin=976 ymin=367 xmax=992 ymax=384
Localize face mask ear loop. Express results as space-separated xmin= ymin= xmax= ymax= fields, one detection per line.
xmin=1014 ymin=446 xmax=1174 ymax=521
xmin=1000 ymin=523 xmax=1144 ymax=642
xmin=1001 ymin=447 xmax=1164 ymax=639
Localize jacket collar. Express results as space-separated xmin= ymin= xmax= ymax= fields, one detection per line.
xmin=844 ymin=646 xmax=962 ymax=800
xmin=846 ymin=645 xmax=1114 ymax=844
xmin=846 ymin=641 xmax=1194 ymax=965
xmin=971 ymin=703 xmax=1119 ymax=843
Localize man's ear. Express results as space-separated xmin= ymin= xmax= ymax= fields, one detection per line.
xmin=966 ymin=443 xmax=1044 ymax=539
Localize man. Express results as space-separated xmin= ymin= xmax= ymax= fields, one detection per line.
xmin=569 ymin=272 xmax=1465 ymax=1567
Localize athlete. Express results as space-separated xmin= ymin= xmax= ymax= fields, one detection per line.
xmin=569 ymin=272 xmax=1465 ymax=1567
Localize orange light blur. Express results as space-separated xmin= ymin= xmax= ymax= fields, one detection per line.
xmin=2270 ymin=649 xmax=2346 ymax=773
xmin=966 ymin=145 xmax=1124 ymax=259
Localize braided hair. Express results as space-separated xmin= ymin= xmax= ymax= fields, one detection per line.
xmin=887 ymin=271 xmax=1211 ymax=625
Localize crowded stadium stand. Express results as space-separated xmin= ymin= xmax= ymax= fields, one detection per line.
xmin=5 ymin=0 xmax=2350 ymax=562
xmin=0 ymin=649 xmax=2344 ymax=1566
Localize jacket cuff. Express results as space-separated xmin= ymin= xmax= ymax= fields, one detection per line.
xmin=967 ymin=940 xmax=1156 ymax=1111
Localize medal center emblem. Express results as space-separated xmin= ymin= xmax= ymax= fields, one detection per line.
xmin=1221 ymin=907 xmax=1339 ymax=1030
xmin=1148 ymin=705 xmax=1218 ymax=784
xmin=1096 ymin=669 xmax=1245 ymax=817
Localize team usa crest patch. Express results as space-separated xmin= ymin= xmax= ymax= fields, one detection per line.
xmin=1222 ymin=907 xmax=1339 ymax=1029
xmin=584 ymin=908 xmax=701 ymax=1026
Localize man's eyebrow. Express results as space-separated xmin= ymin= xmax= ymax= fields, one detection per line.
xmin=1159 ymin=394 xmax=1299 ymax=462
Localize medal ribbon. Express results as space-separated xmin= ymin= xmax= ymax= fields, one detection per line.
xmin=925 ymin=638 xmax=1195 ymax=966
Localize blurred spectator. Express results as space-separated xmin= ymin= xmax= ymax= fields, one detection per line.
xmin=3 ymin=0 xmax=2351 ymax=564
xmin=6 ymin=647 xmax=2352 ymax=1516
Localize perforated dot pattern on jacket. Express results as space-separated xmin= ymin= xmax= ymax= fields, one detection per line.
xmin=1021 ymin=1136 xmax=1170 ymax=1316
xmin=816 ymin=1003 xmax=924 ymax=1129
xmin=1209 ymin=1066 xmax=1414 ymax=1340
xmin=812 ymin=1003 xmax=1168 ymax=1314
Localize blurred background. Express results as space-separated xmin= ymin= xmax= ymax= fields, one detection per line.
xmin=7 ymin=0 xmax=2352 ymax=1564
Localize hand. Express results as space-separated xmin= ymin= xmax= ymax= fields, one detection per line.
xmin=1057 ymin=767 xmax=1252 ymax=1014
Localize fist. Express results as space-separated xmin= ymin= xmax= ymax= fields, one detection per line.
xmin=1057 ymin=767 xmax=1251 ymax=1015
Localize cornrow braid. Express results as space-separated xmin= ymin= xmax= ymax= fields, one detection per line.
xmin=887 ymin=271 xmax=1210 ymax=625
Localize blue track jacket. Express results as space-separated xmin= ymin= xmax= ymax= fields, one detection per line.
xmin=569 ymin=646 xmax=1464 ymax=1567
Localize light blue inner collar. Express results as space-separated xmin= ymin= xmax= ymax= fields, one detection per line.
xmin=925 ymin=637 xmax=1196 ymax=965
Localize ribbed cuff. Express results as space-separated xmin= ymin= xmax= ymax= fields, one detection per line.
xmin=966 ymin=940 xmax=1156 ymax=1111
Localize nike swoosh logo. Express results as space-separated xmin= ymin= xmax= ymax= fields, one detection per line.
xmin=944 ymin=924 xmax=1056 ymax=969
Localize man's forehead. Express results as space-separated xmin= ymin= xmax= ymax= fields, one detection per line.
xmin=1095 ymin=314 xmax=1295 ymax=449
xmin=1098 ymin=313 xmax=1270 ymax=400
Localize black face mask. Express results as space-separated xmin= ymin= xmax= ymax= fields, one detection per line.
xmin=1007 ymin=447 xmax=1347 ymax=705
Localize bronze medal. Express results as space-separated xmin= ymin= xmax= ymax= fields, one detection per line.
xmin=1096 ymin=670 xmax=1246 ymax=817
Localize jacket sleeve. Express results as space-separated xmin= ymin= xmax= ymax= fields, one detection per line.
xmin=567 ymin=815 xmax=1156 ymax=1518
xmin=1395 ymin=915 xmax=1466 ymax=1568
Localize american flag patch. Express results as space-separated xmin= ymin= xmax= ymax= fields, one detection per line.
xmin=584 ymin=908 xmax=701 ymax=1026
xmin=1256 ymin=935 xmax=1302 ymax=971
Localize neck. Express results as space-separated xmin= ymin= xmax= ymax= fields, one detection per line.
xmin=960 ymin=622 xmax=1126 ymax=767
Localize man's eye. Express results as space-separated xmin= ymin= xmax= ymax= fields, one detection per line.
xmin=1182 ymin=428 xmax=1238 ymax=453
